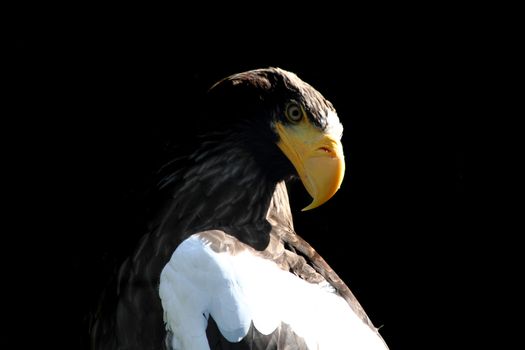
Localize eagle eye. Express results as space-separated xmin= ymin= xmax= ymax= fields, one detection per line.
xmin=285 ymin=102 xmax=304 ymax=123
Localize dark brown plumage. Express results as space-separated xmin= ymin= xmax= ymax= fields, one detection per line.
xmin=90 ymin=68 xmax=386 ymax=349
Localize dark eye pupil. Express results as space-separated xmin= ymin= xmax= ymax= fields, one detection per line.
xmin=288 ymin=105 xmax=302 ymax=121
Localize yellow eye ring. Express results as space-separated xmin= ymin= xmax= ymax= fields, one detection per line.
xmin=285 ymin=102 xmax=305 ymax=122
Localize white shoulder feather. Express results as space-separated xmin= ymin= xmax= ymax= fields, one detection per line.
xmin=160 ymin=232 xmax=388 ymax=350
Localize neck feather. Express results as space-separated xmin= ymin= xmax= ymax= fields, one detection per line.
xmin=157 ymin=137 xmax=291 ymax=250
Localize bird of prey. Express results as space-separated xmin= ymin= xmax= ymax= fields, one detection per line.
xmin=90 ymin=67 xmax=389 ymax=349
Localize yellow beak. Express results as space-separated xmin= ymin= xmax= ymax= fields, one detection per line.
xmin=276 ymin=119 xmax=345 ymax=211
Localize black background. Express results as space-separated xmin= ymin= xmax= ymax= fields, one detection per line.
xmin=14 ymin=16 xmax=468 ymax=349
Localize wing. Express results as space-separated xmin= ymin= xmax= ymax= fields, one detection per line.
xmin=159 ymin=231 xmax=388 ymax=350
xmin=90 ymin=231 xmax=177 ymax=350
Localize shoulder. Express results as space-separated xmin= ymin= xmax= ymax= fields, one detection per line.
xmin=160 ymin=231 xmax=231 ymax=286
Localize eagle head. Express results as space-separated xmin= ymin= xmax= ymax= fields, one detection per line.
xmin=204 ymin=67 xmax=345 ymax=210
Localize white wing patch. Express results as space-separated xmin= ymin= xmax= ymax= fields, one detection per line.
xmin=159 ymin=233 xmax=388 ymax=350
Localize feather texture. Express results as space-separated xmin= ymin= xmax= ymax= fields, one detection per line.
xmin=90 ymin=68 xmax=388 ymax=349
xmin=160 ymin=227 xmax=388 ymax=349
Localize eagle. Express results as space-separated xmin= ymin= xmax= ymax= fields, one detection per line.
xmin=90 ymin=67 xmax=389 ymax=349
